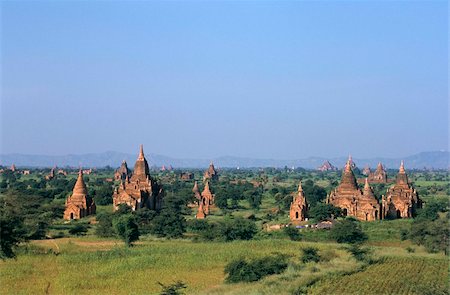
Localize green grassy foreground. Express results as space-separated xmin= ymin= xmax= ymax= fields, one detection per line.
xmin=1 ymin=237 xmax=447 ymax=295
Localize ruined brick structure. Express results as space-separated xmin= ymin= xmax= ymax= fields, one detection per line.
xmin=203 ymin=162 xmax=218 ymax=181
xmin=362 ymin=165 xmax=371 ymax=176
xmin=289 ymin=181 xmax=308 ymax=222
xmin=112 ymin=145 xmax=164 ymax=211
xmin=180 ymin=172 xmax=194 ymax=180
xmin=64 ymin=169 xmax=96 ymax=220
xmin=114 ymin=160 xmax=131 ymax=181
xmin=317 ymin=160 xmax=337 ymax=171
xmin=196 ymin=181 xmax=215 ymax=219
xmin=327 ymin=157 xmax=380 ymax=221
xmin=192 ymin=181 xmax=201 ymax=201
xmin=381 ymin=161 xmax=421 ymax=219
xmin=368 ymin=162 xmax=388 ymax=183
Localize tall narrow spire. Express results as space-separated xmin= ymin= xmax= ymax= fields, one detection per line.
xmin=344 ymin=159 xmax=352 ymax=172
xmin=364 ymin=178 xmax=370 ymax=190
xmin=399 ymin=160 xmax=405 ymax=173
xmin=138 ymin=144 xmax=145 ymax=160
xmin=298 ymin=180 xmax=303 ymax=192
xmin=73 ymin=168 xmax=87 ymax=195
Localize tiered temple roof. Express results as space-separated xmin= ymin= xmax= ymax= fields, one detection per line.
xmin=112 ymin=145 xmax=164 ymax=211
xmin=327 ymin=157 xmax=380 ymax=221
xmin=382 ymin=161 xmax=421 ymax=219
xmin=196 ymin=181 xmax=215 ymax=218
xmin=289 ymin=181 xmax=308 ymax=222
xmin=203 ymin=162 xmax=218 ymax=181
xmin=64 ymin=169 xmax=96 ymax=220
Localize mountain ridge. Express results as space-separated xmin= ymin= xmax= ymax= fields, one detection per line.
xmin=0 ymin=151 xmax=448 ymax=170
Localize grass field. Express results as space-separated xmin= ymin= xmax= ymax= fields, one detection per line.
xmin=309 ymin=256 xmax=449 ymax=295
xmin=1 ymin=237 xmax=447 ymax=295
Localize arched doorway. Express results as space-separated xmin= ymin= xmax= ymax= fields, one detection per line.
xmin=295 ymin=212 xmax=299 ymax=219
xmin=375 ymin=210 xmax=378 ymax=220
xmin=396 ymin=210 xmax=401 ymax=218
xmin=343 ymin=208 xmax=348 ymax=216
xmin=365 ymin=213 xmax=369 ymax=221
xmin=70 ymin=212 xmax=74 ymax=220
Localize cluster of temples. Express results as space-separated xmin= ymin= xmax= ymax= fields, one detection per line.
xmin=112 ymin=145 xmax=164 ymax=211
xmin=193 ymin=181 xmax=215 ymax=219
xmin=326 ymin=159 xmax=421 ymax=221
xmin=61 ymin=146 xmax=420 ymax=223
xmin=291 ymin=158 xmax=422 ymax=222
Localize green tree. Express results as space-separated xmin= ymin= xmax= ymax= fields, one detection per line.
xmin=309 ymin=203 xmax=342 ymax=221
xmin=0 ymin=206 xmax=25 ymax=259
xmin=95 ymin=212 xmax=115 ymax=237
xmin=283 ymin=226 xmax=302 ymax=241
xmin=69 ymin=223 xmax=89 ymax=236
xmin=330 ymin=218 xmax=367 ymax=244
xmin=410 ymin=217 xmax=449 ymax=254
xmin=151 ymin=196 xmax=186 ymax=239
xmin=301 ymin=247 xmax=321 ymax=263
xmin=113 ymin=214 xmax=140 ymax=247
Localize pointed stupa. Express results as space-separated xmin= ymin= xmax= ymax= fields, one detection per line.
xmin=133 ymin=144 xmax=150 ymax=177
xmin=203 ymin=181 xmax=211 ymax=195
xmin=298 ymin=180 xmax=303 ymax=192
xmin=196 ymin=202 xmax=206 ymax=219
xmin=396 ymin=161 xmax=409 ymax=185
xmin=376 ymin=162 xmax=384 ymax=172
xmin=73 ymin=169 xmax=88 ymax=196
xmin=192 ymin=181 xmax=200 ymax=193
xmin=363 ymin=178 xmax=376 ymax=199
xmin=340 ymin=157 xmax=358 ymax=190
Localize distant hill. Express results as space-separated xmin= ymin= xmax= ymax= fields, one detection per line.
xmin=0 ymin=151 xmax=448 ymax=170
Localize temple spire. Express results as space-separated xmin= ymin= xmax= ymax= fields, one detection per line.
xmin=138 ymin=144 xmax=145 ymax=160
xmin=399 ymin=160 xmax=405 ymax=173
xmin=344 ymin=158 xmax=352 ymax=172
xmin=364 ymin=178 xmax=370 ymax=190
xmin=298 ymin=180 xmax=303 ymax=192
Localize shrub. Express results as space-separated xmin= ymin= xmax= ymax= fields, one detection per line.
xmin=113 ymin=214 xmax=139 ymax=247
xmin=158 ymin=280 xmax=187 ymax=295
xmin=330 ymin=218 xmax=367 ymax=244
xmin=346 ymin=244 xmax=372 ymax=262
xmin=301 ymin=247 xmax=321 ymax=263
xmin=309 ymin=203 xmax=342 ymax=221
xmin=406 ymin=246 xmax=415 ymax=253
xmin=283 ymin=226 xmax=302 ymax=241
xmin=410 ymin=217 xmax=449 ymax=254
xmin=68 ymin=224 xmax=88 ymax=236
xmin=224 ymin=253 xmax=289 ymax=283
xmin=400 ymin=229 xmax=409 ymax=241
xmin=95 ymin=212 xmax=115 ymax=237
xmin=220 ymin=217 xmax=257 ymax=241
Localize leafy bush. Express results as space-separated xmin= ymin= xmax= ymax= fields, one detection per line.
xmin=330 ymin=218 xmax=367 ymax=244
xmin=346 ymin=244 xmax=372 ymax=262
xmin=301 ymin=247 xmax=321 ymax=263
xmin=410 ymin=216 xmax=449 ymax=254
xmin=224 ymin=253 xmax=289 ymax=283
xmin=95 ymin=212 xmax=115 ymax=237
xmin=284 ymin=226 xmax=302 ymax=241
xmin=68 ymin=224 xmax=89 ymax=236
xmin=198 ymin=217 xmax=258 ymax=242
xmin=113 ymin=214 xmax=140 ymax=247
xmin=158 ymin=280 xmax=187 ymax=295
xmin=406 ymin=246 xmax=415 ymax=253
xmin=309 ymin=203 xmax=342 ymax=221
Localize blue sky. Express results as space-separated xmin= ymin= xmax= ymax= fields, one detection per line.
xmin=1 ymin=1 xmax=448 ymax=159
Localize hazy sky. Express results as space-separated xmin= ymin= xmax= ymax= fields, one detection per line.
xmin=1 ymin=1 xmax=448 ymax=159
